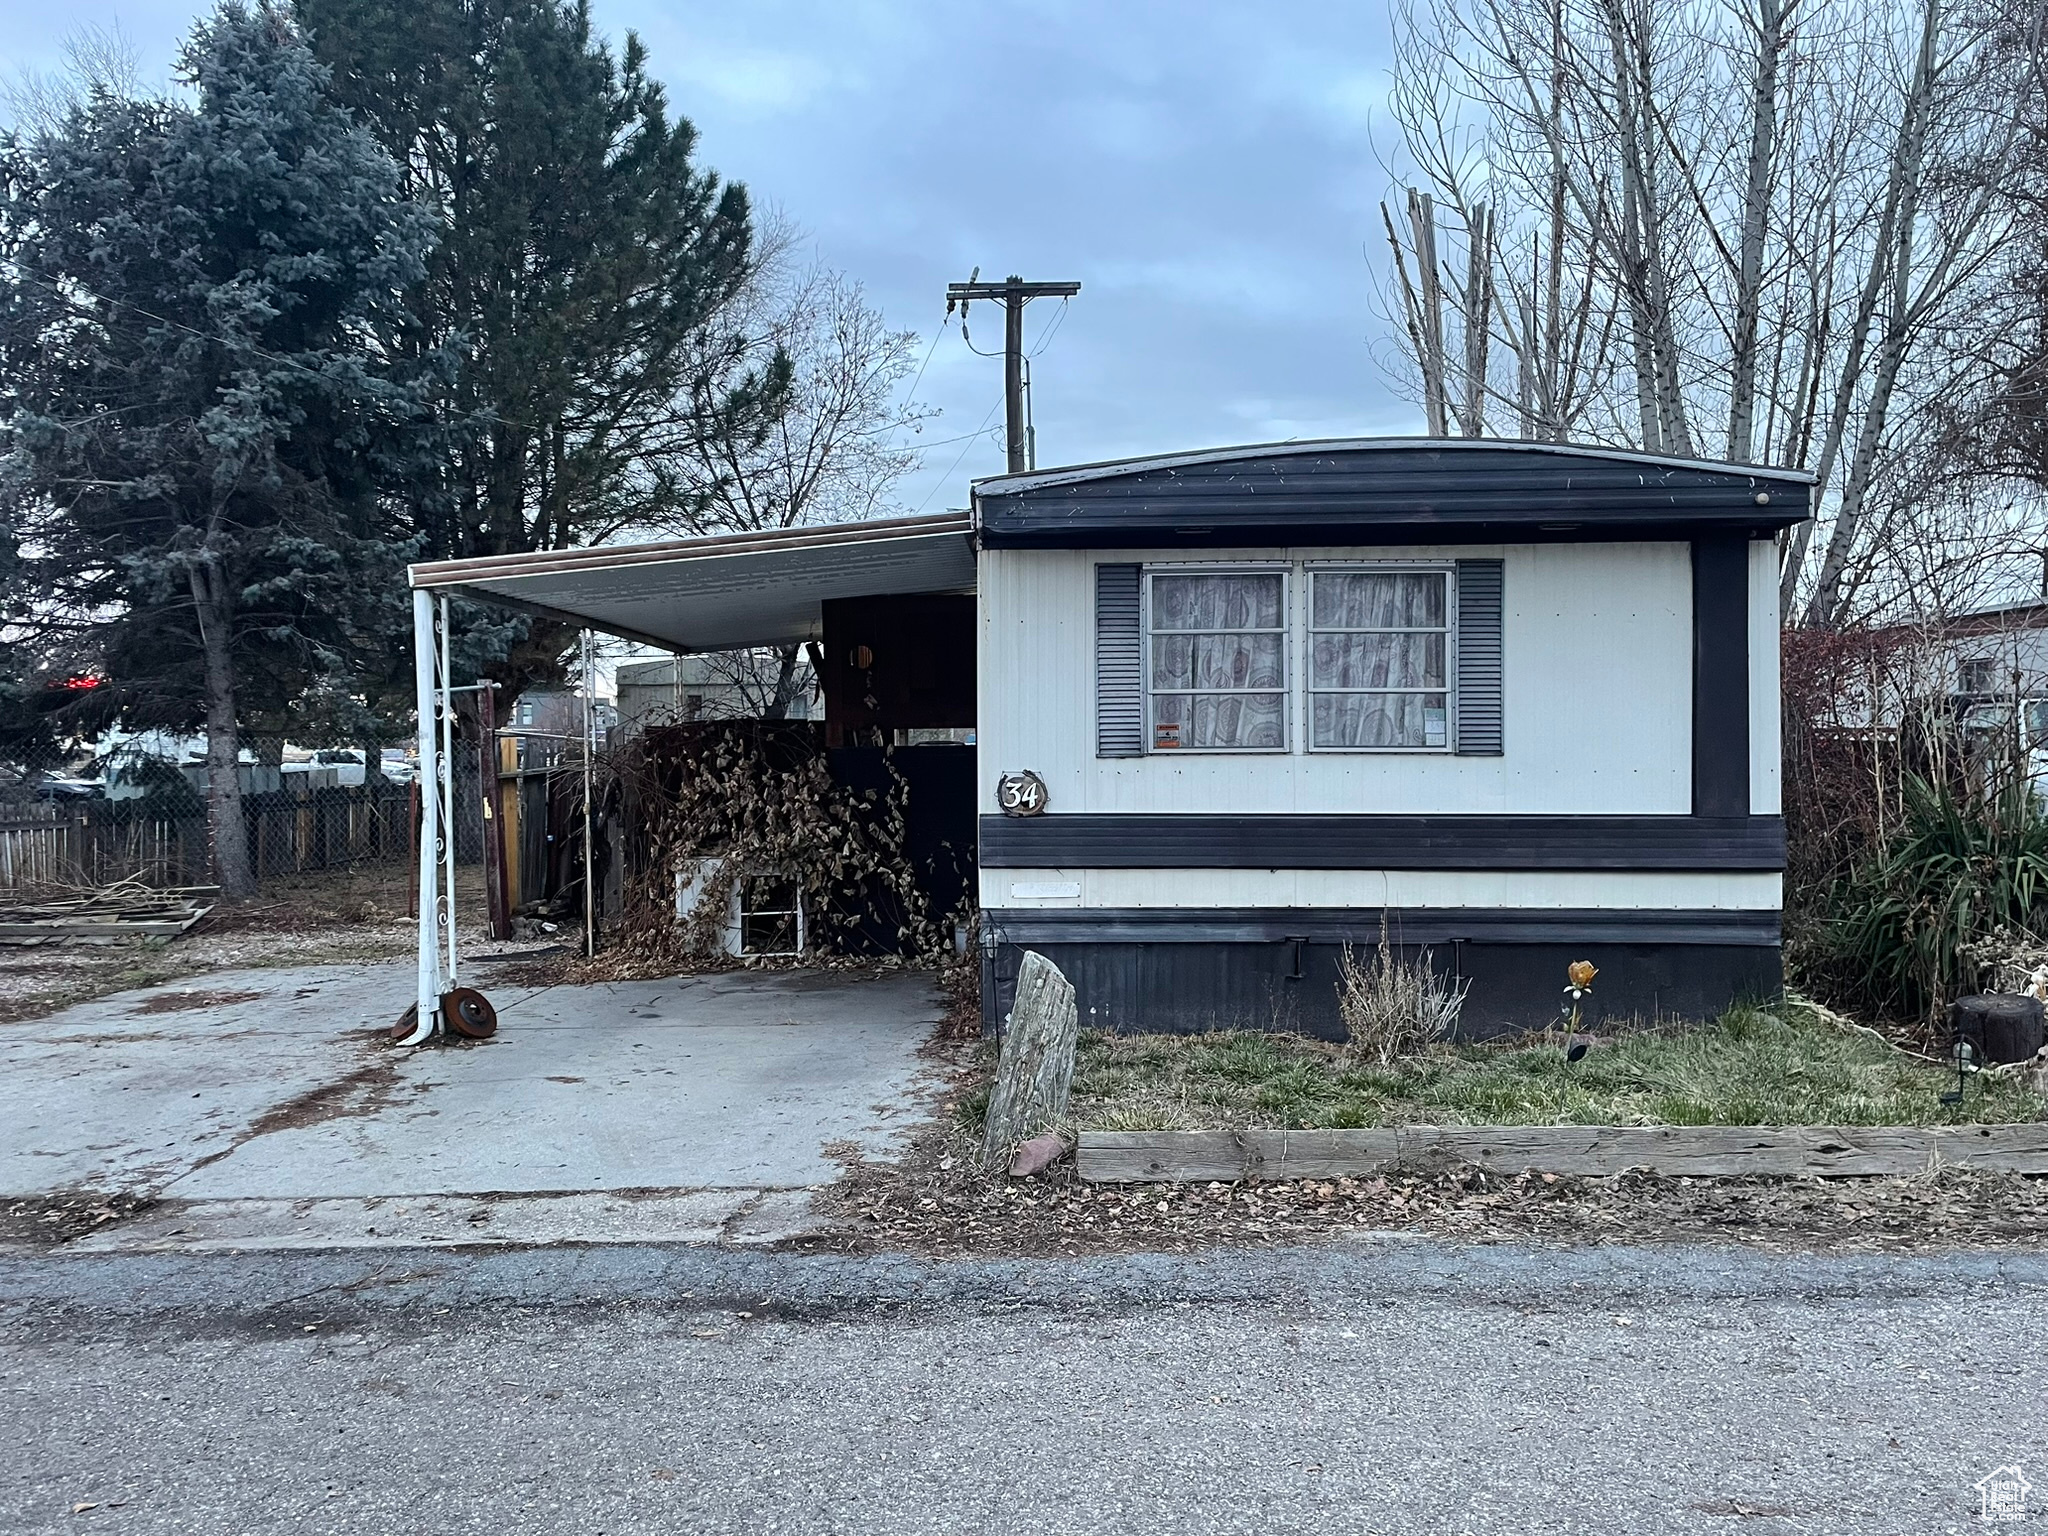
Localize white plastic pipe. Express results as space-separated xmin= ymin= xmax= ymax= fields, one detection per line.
xmin=401 ymin=587 xmax=439 ymax=1046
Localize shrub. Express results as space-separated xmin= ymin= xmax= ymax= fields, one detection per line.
xmin=1336 ymin=928 xmax=1470 ymax=1064
xmin=1814 ymin=774 xmax=2048 ymax=1023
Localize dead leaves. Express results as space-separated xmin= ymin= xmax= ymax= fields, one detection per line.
xmin=832 ymin=1149 xmax=2048 ymax=1257
xmin=3 ymin=1193 xmax=156 ymax=1248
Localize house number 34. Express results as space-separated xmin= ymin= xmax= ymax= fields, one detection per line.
xmin=997 ymin=771 xmax=1048 ymax=817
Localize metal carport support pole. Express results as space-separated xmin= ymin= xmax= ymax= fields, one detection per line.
xmin=399 ymin=587 xmax=440 ymax=1046
xmin=581 ymin=628 xmax=596 ymax=960
xmin=438 ymin=593 xmax=458 ymax=990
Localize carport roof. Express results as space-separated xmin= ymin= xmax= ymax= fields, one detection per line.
xmin=406 ymin=513 xmax=975 ymax=653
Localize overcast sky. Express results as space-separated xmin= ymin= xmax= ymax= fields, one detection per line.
xmin=3 ymin=0 xmax=1417 ymax=514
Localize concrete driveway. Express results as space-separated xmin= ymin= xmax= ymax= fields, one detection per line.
xmin=1 ymin=961 xmax=948 ymax=1251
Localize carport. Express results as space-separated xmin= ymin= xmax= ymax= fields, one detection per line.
xmin=400 ymin=512 xmax=979 ymax=1045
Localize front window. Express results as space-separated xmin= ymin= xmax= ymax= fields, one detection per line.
xmin=1309 ymin=568 xmax=1451 ymax=750
xmin=1147 ymin=569 xmax=1288 ymax=751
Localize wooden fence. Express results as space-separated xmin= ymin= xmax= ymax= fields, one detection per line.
xmin=0 ymin=781 xmax=423 ymax=891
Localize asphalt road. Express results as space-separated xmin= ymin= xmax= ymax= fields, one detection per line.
xmin=4 ymin=1241 xmax=2045 ymax=1535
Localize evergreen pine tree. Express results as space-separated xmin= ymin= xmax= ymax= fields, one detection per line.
xmin=299 ymin=0 xmax=787 ymax=697
xmin=0 ymin=2 xmax=444 ymax=897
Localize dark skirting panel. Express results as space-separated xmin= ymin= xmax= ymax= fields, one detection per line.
xmin=985 ymin=905 xmax=1779 ymax=947
xmin=981 ymin=934 xmax=1783 ymax=1042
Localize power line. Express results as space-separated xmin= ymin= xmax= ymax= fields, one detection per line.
xmin=900 ymin=308 xmax=951 ymax=407
xmin=898 ymin=420 xmax=1011 ymax=451
xmin=1028 ymin=297 xmax=1072 ymax=358
xmin=0 ymin=253 xmax=545 ymax=434
xmin=0 ymin=254 xmax=427 ymax=411
xmin=959 ymin=320 xmax=1005 ymax=359
xmin=911 ymin=394 xmax=1004 ymax=516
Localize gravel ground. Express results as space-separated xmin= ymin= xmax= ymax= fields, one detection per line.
xmin=3 ymin=1241 xmax=2044 ymax=1534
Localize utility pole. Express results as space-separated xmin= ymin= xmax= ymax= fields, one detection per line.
xmin=946 ymin=274 xmax=1081 ymax=473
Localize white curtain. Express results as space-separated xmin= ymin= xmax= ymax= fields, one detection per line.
xmin=1152 ymin=572 xmax=1284 ymax=631
xmin=1312 ymin=693 xmax=1445 ymax=749
xmin=1153 ymin=691 xmax=1286 ymax=749
xmin=1310 ymin=571 xmax=1449 ymax=749
xmin=1311 ymin=633 xmax=1445 ymax=690
xmin=1311 ymin=572 xmax=1444 ymax=629
xmin=1150 ymin=572 xmax=1287 ymax=748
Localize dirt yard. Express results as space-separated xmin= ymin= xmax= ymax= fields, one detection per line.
xmin=0 ymin=866 xmax=524 ymax=1028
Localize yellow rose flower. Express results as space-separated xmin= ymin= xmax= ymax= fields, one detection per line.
xmin=1567 ymin=959 xmax=1598 ymax=990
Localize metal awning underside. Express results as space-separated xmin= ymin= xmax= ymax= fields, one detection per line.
xmin=406 ymin=513 xmax=976 ymax=652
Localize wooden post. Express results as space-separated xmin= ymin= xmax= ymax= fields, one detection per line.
xmin=478 ymin=683 xmax=512 ymax=940
xmin=982 ymin=950 xmax=1080 ymax=1164
xmin=499 ymin=734 xmax=522 ymax=912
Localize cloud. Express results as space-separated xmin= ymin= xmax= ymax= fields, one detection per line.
xmin=13 ymin=0 xmax=1418 ymax=512
xmin=636 ymin=31 xmax=857 ymax=117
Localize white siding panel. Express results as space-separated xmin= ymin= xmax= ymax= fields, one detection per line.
xmin=1503 ymin=543 xmax=1691 ymax=812
xmin=979 ymin=542 xmax=1694 ymax=817
xmin=982 ymin=868 xmax=1782 ymax=910
xmin=1749 ymin=538 xmax=1782 ymax=815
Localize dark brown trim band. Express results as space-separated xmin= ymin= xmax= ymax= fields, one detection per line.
xmin=978 ymin=813 xmax=1786 ymax=871
xmin=982 ymin=905 xmax=1781 ymax=947
xmin=1692 ymin=537 xmax=1752 ymax=818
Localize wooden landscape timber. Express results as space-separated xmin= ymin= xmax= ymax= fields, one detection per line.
xmin=1079 ymin=1123 xmax=2048 ymax=1183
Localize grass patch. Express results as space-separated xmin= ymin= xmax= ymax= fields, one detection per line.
xmin=1067 ymin=1001 xmax=2048 ymax=1130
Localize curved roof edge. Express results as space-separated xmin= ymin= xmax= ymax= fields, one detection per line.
xmin=972 ymin=437 xmax=1819 ymax=498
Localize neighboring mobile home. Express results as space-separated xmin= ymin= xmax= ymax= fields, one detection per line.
xmin=402 ymin=438 xmax=1810 ymax=1040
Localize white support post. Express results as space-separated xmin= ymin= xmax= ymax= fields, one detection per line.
xmin=401 ymin=588 xmax=440 ymax=1046
xmin=438 ymin=593 xmax=458 ymax=989
xmin=581 ymin=629 xmax=596 ymax=960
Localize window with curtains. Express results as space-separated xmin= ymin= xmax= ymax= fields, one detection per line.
xmin=1103 ymin=559 xmax=1493 ymax=758
xmin=1146 ymin=568 xmax=1288 ymax=751
xmin=1308 ymin=567 xmax=1452 ymax=749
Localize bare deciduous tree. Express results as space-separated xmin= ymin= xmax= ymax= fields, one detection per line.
xmin=668 ymin=229 xmax=931 ymax=718
xmin=1378 ymin=0 xmax=2029 ymax=627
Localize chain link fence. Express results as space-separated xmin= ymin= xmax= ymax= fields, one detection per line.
xmin=0 ymin=736 xmax=486 ymax=893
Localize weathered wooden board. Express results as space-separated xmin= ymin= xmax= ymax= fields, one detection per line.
xmin=0 ymin=919 xmax=199 ymax=938
xmin=1078 ymin=1123 xmax=2048 ymax=1183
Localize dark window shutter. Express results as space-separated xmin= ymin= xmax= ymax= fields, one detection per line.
xmin=1096 ymin=563 xmax=1143 ymax=757
xmin=1455 ymin=559 xmax=1504 ymax=756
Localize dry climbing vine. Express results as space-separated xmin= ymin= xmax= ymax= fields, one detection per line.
xmin=607 ymin=722 xmax=968 ymax=970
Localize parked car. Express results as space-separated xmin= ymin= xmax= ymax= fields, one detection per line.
xmin=34 ymin=776 xmax=105 ymax=801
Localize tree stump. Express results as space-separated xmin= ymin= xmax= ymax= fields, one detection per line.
xmin=983 ymin=950 xmax=1080 ymax=1165
xmin=1952 ymin=994 xmax=2047 ymax=1065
